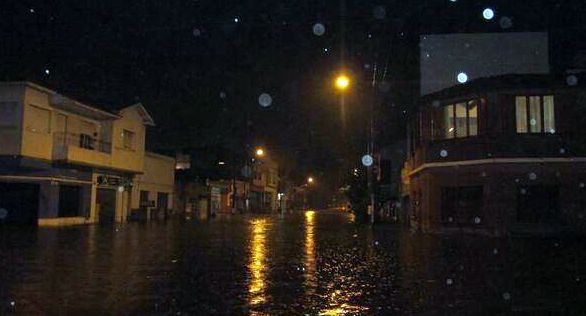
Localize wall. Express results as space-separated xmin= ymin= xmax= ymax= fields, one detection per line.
xmin=131 ymin=152 xmax=175 ymax=210
xmin=0 ymin=85 xmax=24 ymax=155
xmin=21 ymin=86 xmax=54 ymax=160
xmin=111 ymin=107 xmax=145 ymax=173
xmin=419 ymin=32 xmax=549 ymax=95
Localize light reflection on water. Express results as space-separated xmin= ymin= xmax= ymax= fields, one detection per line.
xmin=248 ymin=218 xmax=268 ymax=307
xmin=304 ymin=210 xmax=317 ymax=291
xmin=0 ymin=211 xmax=584 ymax=315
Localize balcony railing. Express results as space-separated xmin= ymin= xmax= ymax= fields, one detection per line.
xmin=53 ymin=132 xmax=112 ymax=154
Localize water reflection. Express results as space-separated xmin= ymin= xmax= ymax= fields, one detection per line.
xmin=304 ymin=210 xmax=317 ymax=292
xmin=248 ymin=218 xmax=268 ymax=307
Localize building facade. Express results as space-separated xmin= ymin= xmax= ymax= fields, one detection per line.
xmin=250 ymin=157 xmax=279 ymax=212
xmin=402 ymin=74 xmax=586 ymax=236
xmin=0 ymin=82 xmax=171 ymax=226
xmin=131 ymin=152 xmax=176 ymax=220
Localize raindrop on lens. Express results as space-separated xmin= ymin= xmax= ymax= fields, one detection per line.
xmin=528 ymin=172 xmax=537 ymax=180
xmin=379 ymin=81 xmax=391 ymax=93
xmin=530 ymin=118 xmax=537 ymax=126
xmin=44 ymin=69 xmax=50 ymax=75
xmin=560 ymin=148 xmax=566 ymax=154
xmin=258 ymin=93 xmax=272 ymax=107
xmin=364 ymin=63 xmax=371 ymax=69
xmin=10 ymin=301 xmax=15 ymax=306
xmin=373 ymin=6 xmax=386 ymax=19
xmin=566 ymin=75 xmax=578 ymax=86
xmin=0 ymin=208 xmax=7 ymax=219
xmin=474 ymin=216 xmax=481 ymax=224
xmin=482 ymin=8 xmax=495 ymax=20
xmin=493 ymin=248 xmax=498 ymax=255
xmin=432 ymin=100 xmax=440 ymax=107
xmin=502 ymin=292 xmax=511 ymax=300
xmin=440 ymin=149 xmax=448 ymax=158
xmin=520 ymin=188 xmax=527 ymax=195
xmin=499 ymin=16 xmax=513 ymax=29
xmin=219 ymin=92 xmax=226 ymax=99
xmin=312 ymin=23 xmax=325 ymax=36
xmin=457 ymin=72 xmax=468 ymax=83
xmin=579 ymin=182 xmax=585 ymax=188
xmin=192 ymin=28 xmax=201 ymax=37
xmin=446 ymin=278 xmax=453 ymax=286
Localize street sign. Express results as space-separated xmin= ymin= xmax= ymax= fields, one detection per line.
xmin=361 ymin=154 xmax=373 ymax=167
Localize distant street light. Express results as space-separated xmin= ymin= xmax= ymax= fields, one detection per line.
xmin=307 ymin=177 xmax=314 ymax=184
xmin=335 ymin=74 xmax=350 ymax=91
xmin=255 ymin=147 xmax=265 ymax=158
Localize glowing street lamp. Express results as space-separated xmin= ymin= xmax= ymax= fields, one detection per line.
xmin=255 ymin=147 xmax=265 ymax=158
xmin=307 ymin=177 xmax=314 ymax=184
xmin=335 ymin=74 xmax=350 ymax=91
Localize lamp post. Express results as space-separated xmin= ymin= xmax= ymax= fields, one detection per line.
xmin=334 ymin=72 xmax=376 ymax=225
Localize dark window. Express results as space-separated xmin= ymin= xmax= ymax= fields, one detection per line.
xmin=441 ymin=186 xmax=483 ymax=226
xmin=157 ymin=192 xmax=168 ymax=210
xmin=517 ymin=186 xmax=560 ymax=223
xmin=58 ymin=185 xmax=81 ymax=217
xmin=140 ymin=190 xmax=150 ymax=207
xmin=79 ymin=133 xmax=95 ymax=150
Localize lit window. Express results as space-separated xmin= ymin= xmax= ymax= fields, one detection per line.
xmin=434 ymin=99 xmax=481 ymax=139
xmin=121 ymin=129 xmax=135 ymax=149
xmin=443 ymin=105 xmax=455 ymax=139
xmin=515 ymin=95 xmax=555 ymax=133
xmin=467 ymin=100 xmax=478 ymax=136
xmin=455 ymin=102 xmax=467 ymax=138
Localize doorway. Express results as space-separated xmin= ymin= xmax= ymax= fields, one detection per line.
xmin=0 ymin=183 xmax=39 ymax=225
xmin=97 ymin=188 xmax=116 ymax=224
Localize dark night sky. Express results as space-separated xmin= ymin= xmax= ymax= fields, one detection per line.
xmin=1 ymin=0 xmax=585 ymax=187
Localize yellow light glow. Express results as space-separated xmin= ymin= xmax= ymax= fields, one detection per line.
xmin=248 ymin=219 xmax=268 ymax=306
xmin=307 ymin=177 xmax=314 ymax=184
xmin=255 ymin=148 xmax=265 ymax=157
xmin=335 ymin=75 xmax=350 ymax=91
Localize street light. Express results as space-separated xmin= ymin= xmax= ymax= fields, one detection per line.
xmin=307 ymin=176 xmax=314 ymax=184
xmin=255 ymin=147 xmax=265 ymax=158
xmin=335 ymin=74 xmax=350 ymax=91
xmin=332 ymin=70 xmax=376 ymax=226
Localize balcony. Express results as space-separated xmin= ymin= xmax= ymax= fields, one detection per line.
xmin=53 ymin=132 xmax=112 ymax=167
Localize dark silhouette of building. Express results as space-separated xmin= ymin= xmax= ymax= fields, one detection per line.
xmin=402 ymin=74 xmax=586 ymax=236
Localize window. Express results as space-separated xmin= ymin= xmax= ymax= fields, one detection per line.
xmin=517 ymin=186 xmax=559 ymax=223
xmin=515 ymin=95 xmax=555 ymax=134
xmin=58 ymin=185 xmax=82 ymax=217
xmin=441 ymin=186 xmax=483 ymax=226
xmin=0 ymin=102 xmax=18 ymax=126
xmin=140 ymin=190 xmax=150 ymax=208
xmin=26 ymin=105 xmax=51 ymax=133
xmin=434 ymin=99 xmax=481 ymax=139
xmin=157 ymin=192 xmax=169 ymax=211
xmin=121 ymin=129 xmax=135 ymax=149
xmin=79 ymin=134 xmax=95 ymax=149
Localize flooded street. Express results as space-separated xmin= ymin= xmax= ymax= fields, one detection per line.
xmin=1 ymin=210 xmax=584 ymax=315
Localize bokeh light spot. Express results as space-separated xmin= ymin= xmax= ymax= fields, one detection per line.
xmin=457 ymin=72 xmax=468 ymax=83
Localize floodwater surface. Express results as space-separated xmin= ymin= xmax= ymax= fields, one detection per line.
xmin=1 ymin=210 xmax=584 ymax=315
